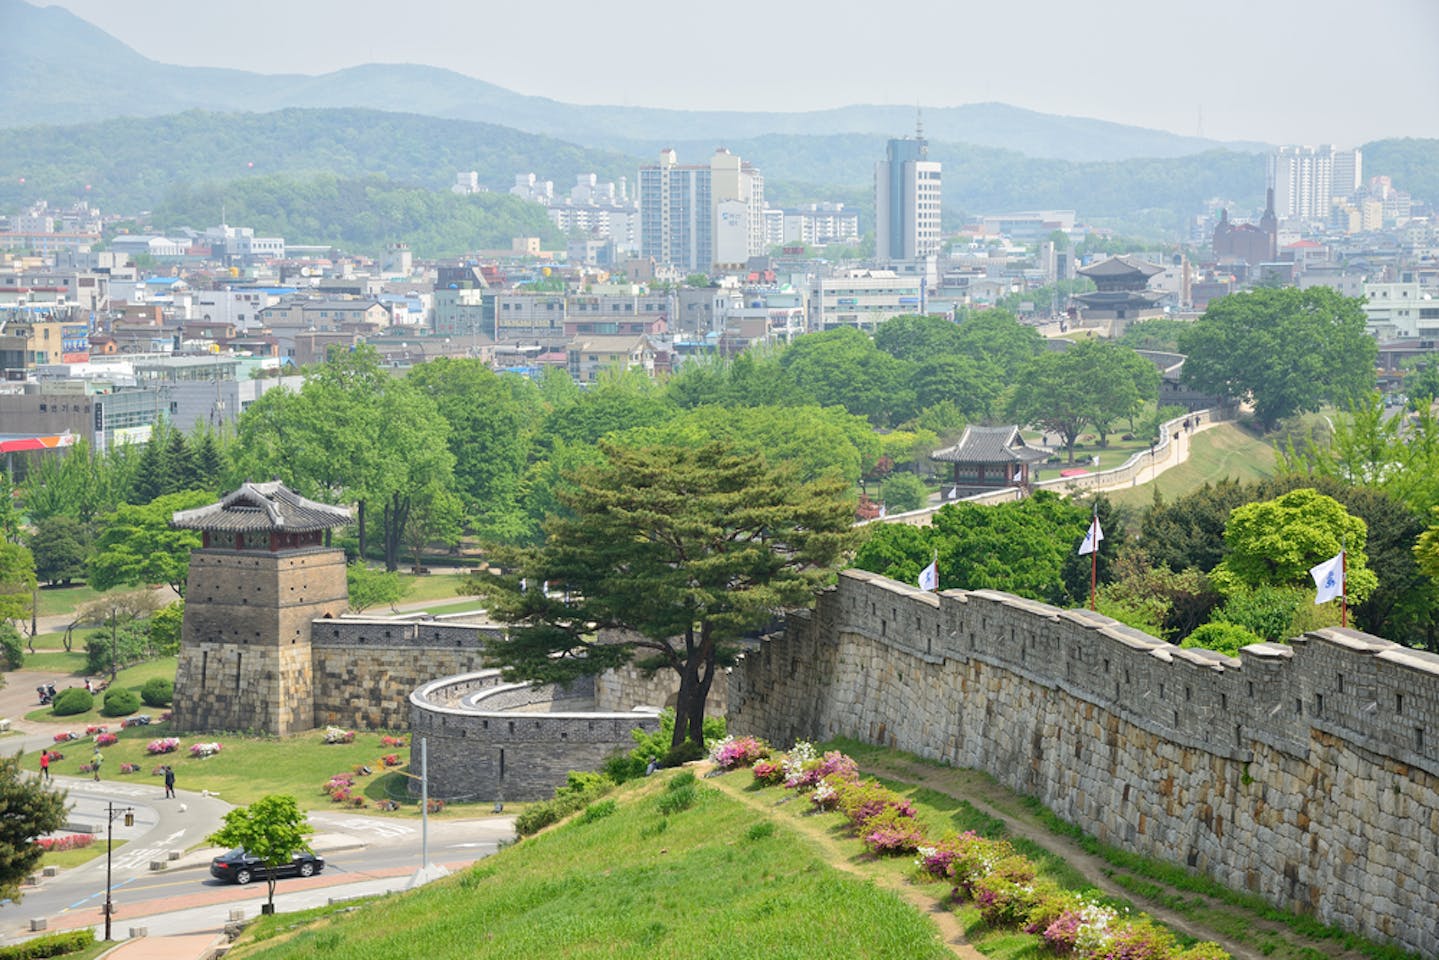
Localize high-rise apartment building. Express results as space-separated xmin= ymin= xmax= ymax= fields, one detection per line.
xmin=1268 ymin=145 xmax=1362 ymax=222
xmin=638 ymin=149 xmax=765 ymax=274
xmin=874 ymin=136 xmax=942 ymax=260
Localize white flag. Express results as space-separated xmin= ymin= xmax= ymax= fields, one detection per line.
xmin=1077 ymin=515 xmax=1104 ymax=556
xmin=1310 ymin=552 xmax=1344 ymax=604
xmin=918 ymin=558 xmax=938 ymax=592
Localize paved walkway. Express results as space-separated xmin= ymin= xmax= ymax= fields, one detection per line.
xmin=101 ymin=932 xmax=223 ymax=960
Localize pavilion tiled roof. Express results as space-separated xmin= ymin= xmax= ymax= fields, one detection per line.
xmin=931 ymin=425 xmax=1050 ymax=464
xmin=171 ymin=481 xmax=351 ymax=533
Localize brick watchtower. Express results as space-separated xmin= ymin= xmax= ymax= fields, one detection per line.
xmin=170 ymin=482 xmax=351 ymax=737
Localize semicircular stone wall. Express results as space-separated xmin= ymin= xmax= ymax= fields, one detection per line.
xmin=409 ymin=670 xmax=662 ymax=802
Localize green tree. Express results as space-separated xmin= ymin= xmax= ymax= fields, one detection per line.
xmin=912 ymin=355 xmax=1003 ymax=421
xmin=779 ymin=326 xmax=915 ymax=426
xmin=0 ymin=473 xmax=20 ymax=544
xmin=470 ymin=441 xmax=855 ymax=749
xmin=854 ymin=492 xmax=1101 ymax=606
xmin=1178 ymin=288 xmax=1377 ymax=430
xmin=207 ymin=794 xmax=314 ymax=913
xmin=881 ymin=473 xmax=929 ymax=513
xmin=1005 ymin=350 xmax=1090 ymax=461
xmin=89 ymin=491 xmax=210 ymax=597
xmin=0 ymin=755 xmax=67 ymax=902
xmin=1213 ymin=488 xmax=1378 ymax=605
xmin=77 ymin=589 xmax=161 ymax=679
xmin=232 ymin=346 xmax=455 ymax=571
xmin=1180 ymin=622 xmax=1263 ymax=656
xmin=20 ymin=440 xmax=129 ymax=524
xmin=873 ymin=313 xmax=964 ymax=362
xmin=952 ymin=309 xmax=1046 ymax=380
xmin=1118 ymin=317 xmax=1189 ymax=352
xmin=346 ymin=562 xmax=406 ymax=613
xmin=406 ymin=359 xmax=541 ymax=543
xmin=541 ymin=367 xmax=676 ymax=448
xmin=664 ymin=350 xmax=809 ymax=410
xmin=147 ymin=601 xmax=184 ymax=656
xmin=1137 ymin=480 xmax=1256 ymax=574
xmin=0 ymin=542 xmax=36 ymax=629
xmin=0 ymin=622 xmax=24 ymax=669
xmin=1402 ymin=357 xmax=1439 ymax=410
xmin=190 ymin=429 xmax=226 ymax=489
xmin=402 ymin=482 xmax=463 ymax=572
xmin=28 ymin=516 xmax=89 ymax=586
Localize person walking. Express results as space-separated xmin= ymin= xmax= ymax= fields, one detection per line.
xmin=39 ymin=751 xmax=50 ymax=781
xmin=163 ymin=765 xmax=175 ymax=799
xmin=91 ymin=748 xmax=103 ymax=782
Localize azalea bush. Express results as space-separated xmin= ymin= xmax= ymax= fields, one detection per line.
xmin=323 ymin=726 xmax=356 ymax=744
xmin=85 ymin=725 xmax=108 ymax=736
xmin=119 ymin=762 xmax=140 ymax=774
xmin=34 ymin=834 xmax=95 ymax=852
xmin=380 ymin=735 xmax=406 ymax=748
xmin=708 ymin=735 xmax=770 ymax=771
xmin=381 ymin=753 xmax=401 ymax=767
xmin=94 ymin=733 xmax=118 ymax=747
xmin=190 ymin=741 xmax=222 ymax=759
xmin=53 ymin=732 xmax=78 ymax=743
xmin=146 ymin=737 xmax=180 ymax=755
xmin=751 ymin=758 xmax=785 ymax=785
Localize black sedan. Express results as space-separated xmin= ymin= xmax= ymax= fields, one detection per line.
xmin=209 ymin=848 xmax=325 ymax=885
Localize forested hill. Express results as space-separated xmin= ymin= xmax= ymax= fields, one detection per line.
xmin=0 ymin=108 xmax=1264 ymax=238
xmin=0 ymin=108 xmax=638 ymax=215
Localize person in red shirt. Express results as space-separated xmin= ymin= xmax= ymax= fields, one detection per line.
xmin=39 ymin=751 xmax=50 ymax=781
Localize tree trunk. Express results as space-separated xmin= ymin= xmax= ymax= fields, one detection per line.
xmin=381 ymin=491 xmax=410 ymax=573
xmin=357 ymin=499 xmax=368 ymax=559
xmin=671 ymin=623 xmax=716 ymax=749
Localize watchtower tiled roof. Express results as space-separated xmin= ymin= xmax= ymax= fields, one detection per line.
xmin=931 ymin=425 xmax=1050 ymax=465
xmin=171 ymin=481 xmax=351 ymax=533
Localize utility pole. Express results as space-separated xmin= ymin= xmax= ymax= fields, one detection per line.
xmin=104 ymin=802 xmax=134 ymax=941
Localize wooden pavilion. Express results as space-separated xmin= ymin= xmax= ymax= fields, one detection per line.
xmin=930 ymin=425 xmax=1050 ymax=498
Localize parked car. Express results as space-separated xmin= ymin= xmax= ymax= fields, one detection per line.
xmin=209 ymin=848 xmax=324 ymax=885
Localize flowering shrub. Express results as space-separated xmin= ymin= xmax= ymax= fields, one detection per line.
xmin=53 ymin=732 xmax=78 ymax=743
xmin=190 ymin=741 xmax=222 ymax=759
xmin=380 ymin=735 xmax=406 ymax=748
xmin=834 ymin=780 xmax=914 ymax=833
xmin=85 ymin=725 xmax=108 ymax=735
xmin=426 ymin=798 xmax=445 ymax=814
xmin=34 ymin=834 xmax=94 ymax=852
xmin=120 ymin=715 xmax=153 ymax=728
xmin=146 ymin=737 xmax=180 ymax=755
xmin=780 ymin=740 xmax=817 ymax=788
xmin=751 ymin=759 xmax=785 ymax=786
xmin=119 ymin=762 xmax=140 ymax=774
xmin=809 ymin=776 xmax=842 ymax=811
xmin=708 ymin=735 xmax=770 ymax=770
xmin=323 ymin=726 xmax=356 ymax=744
xmin=77 ymin=763 xmax=94 ymax=774
xmin=860 ymin=807 xmax=927 ymax=854
xmin=381 ymin=753 xmax=401 ymax=767
xmin=94 ymin=733 xmax=118 ymax=747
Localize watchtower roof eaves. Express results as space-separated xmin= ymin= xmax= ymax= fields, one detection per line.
xmin=931 ymin=425 xmax=1050 ymax=464
xmin=170 ymin=481 xmax=351 ymax=533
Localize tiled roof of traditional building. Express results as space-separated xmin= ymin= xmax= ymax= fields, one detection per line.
xmin=171 ymin=481 xmax=351 ymax=533
xmin=931 ymin=425 xmax=1050 ymax=464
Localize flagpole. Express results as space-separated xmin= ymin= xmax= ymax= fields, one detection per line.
xmin=1089 ymin=511 xmax=1098 ymax=612
xmin=1340 ymin=540 xmax=1347 ymax=629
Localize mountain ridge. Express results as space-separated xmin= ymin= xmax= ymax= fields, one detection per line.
xmin=2 ymin=0 xmax=1267 ymax=162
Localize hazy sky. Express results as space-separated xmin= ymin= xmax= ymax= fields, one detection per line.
xmin=44 ymin=0 xmax=1439 ymax=145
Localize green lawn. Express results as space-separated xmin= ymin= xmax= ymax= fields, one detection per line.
xmin=400 ymin=572 xmax=476 ymax=605
xmin=24 ymin=657 xmax=177 ymax=725
xmin=225 ymin=770 xmax=952 ymax=960
xmin=1106 ymin=421 xmax=1277 ymax=513
xmin=33 ymin=583 xmax=105 ymax=619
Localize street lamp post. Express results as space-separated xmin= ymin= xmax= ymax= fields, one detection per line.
xmin=104 ymin=801 xmax=133 ymax=941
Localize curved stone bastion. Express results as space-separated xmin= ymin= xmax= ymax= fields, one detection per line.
xmin=409 ymin=670 xmax=662 ymax=802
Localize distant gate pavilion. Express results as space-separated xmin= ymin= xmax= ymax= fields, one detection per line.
xmin=930 ymin=424 xmax=1050 ymax=499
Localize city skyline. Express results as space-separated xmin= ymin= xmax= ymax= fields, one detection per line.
xmin=36 ymin=0 xmax=1439 ymax=147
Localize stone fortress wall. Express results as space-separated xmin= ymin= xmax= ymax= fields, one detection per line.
xmin=726 ymin=569 xmax=1439 ymax=957
xmin=310 ymin=618 xmax=502 ymax=730
xmin=409 ymin=671 xmax=661 ymax=801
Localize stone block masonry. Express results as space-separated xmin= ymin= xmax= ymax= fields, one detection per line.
xmin=727 ymin=569 xmax=1439 ymax=957
xmin=410 ymin=671 xmax=661 ymax=801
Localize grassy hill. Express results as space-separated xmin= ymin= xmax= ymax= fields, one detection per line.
xmin=224 ymin=770 xmax=953 ymax=960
